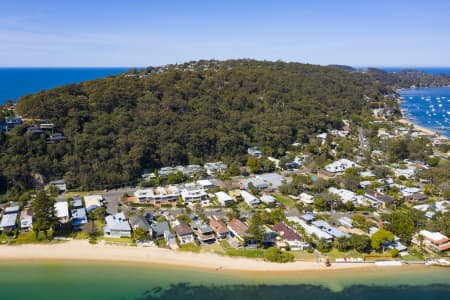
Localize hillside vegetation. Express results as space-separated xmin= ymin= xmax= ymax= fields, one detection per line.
xmin=0 ymin=60 xmax=445 ymax=194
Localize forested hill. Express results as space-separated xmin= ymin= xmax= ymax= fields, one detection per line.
xmin=365 ymin=68 xmax=450 ymax=88
xmin=1 ymin=60 xmax=393 ymax=193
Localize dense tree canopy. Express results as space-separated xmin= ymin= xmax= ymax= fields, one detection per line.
xmin=2 ymin=60 xmax=446 ymax=195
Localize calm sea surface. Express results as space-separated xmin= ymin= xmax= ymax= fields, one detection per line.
xmin=0 ymin=262 xmax=448 ymax=300
xmin=398 ymin=87 xmax=450 ymax=138
xmin=0 ymin=68 xmax=130 ymax=104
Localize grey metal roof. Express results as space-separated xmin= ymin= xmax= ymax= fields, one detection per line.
xmin=129 ymin=215 xmax=151 ymax=231
xmin=151 ymin=221 xmax=170 ymax=236
xmin=105 ymin=212 xmax=131 ymax=232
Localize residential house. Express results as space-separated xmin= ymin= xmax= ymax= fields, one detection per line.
xmin=215 ymin=191 xmax=234 ymax=206
xmin=405 ymin=193 xmax=428 ymax=203
xmin=180 ymin=183 xmax=207 ymax=202
xmin=227 ymin=218 xmax=248 ymax=240
xmin=104 ymin=212 xmax=132 ymax=238
xmin=312 ymin=220 xmax=349 ymax=238
xmin=197 ymin=179 xmax=214 ymax=190
xmin=209 ymin=219 xmax=229 ymax=239
xmin=328 ymin=187 xmax=357 ymax=204
xmin=325 ymin=159 xmax=359 ymax=174
xmin=129 ymin=215 xmax=151 ymax=237
xmin=287 ymin=217 xmax=333 ymax=241
xmin=0 ymin=206 xmax=19 ymax=231
xmin=363 ymin=190 xmax=394 ymax=208
xmin=260 ymin=194 xmax=276 ymax=205
xmin=273 ymin=222 xmax=307 ymax=250
xmin=196 ymin=224 xmax=216 ymax=244
xmin=240 ymin=177 xmax=268 ymax=190
xmin=248 ymin=147 xmax=263 ymax=158
xmin=54 ymin=201 xmax=69 ymax=223
xmin=299 ymin=192 xmax=314 ymax=205
xmin=84 ymin=194 xmax=103 ymax=212
xmin=20 ymin=208 xmax=33 ymax=231
xmin=413 ymin=230 xmax=450 ymax=252
xmin=71 ymin=208 xmax=88 ymax=228
xmin=173 ymin=220 xmax=195 ymax=244
xmin=151 ymin=221 xmax=171 ymax=239
xmin=48 ymin=180 xmax=67 ymax=193
xmin=240 ymin=190 xmax=260 ymax=206
xmin=204 ymin=162 xmax=227 ymax=175
xmin=134 ymin=186 xmax=180 ymax=205
xmin=257 ymin=173 xmax=284 ymax=190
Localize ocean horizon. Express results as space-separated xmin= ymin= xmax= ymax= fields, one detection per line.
xmin=0 ymin=67 xmax=131 ymax=104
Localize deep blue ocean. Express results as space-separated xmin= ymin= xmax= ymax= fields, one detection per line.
xmin=0 ymin=67 xmax=130 ymax=104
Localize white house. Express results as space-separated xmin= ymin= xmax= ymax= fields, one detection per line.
xmin=299 ymin=192 xmax=314 ymax=205
xmin=328 ymin=187 xmax=357 ymax=204
xmin=197 ymin=179 xmax=214 ymax=190
xmin=215 ymin=191 xmax=234 ymax=206
xmin=260 ymin=194 xmax=276 ymax=205
xmin=54 ymin=201 xmax=69 ymax=223
xmin=325 ymin=159 xmax=359 ymax=173
xmin=180 ymin=183 xmax=207 ymax=202
xmin=104 ymin=212 xmax=132 ymax=238
xmin=240 ymin=190 xmax=260 ymax=206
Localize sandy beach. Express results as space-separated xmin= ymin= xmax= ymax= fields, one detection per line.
xmin=398 ymin=118 xmax=443 ymax=137
xmin=0 ymin=240 xmax=380 ymax=272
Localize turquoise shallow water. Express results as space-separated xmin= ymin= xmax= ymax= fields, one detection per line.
xmin=0 ymin=262 xmax=448 ymax=300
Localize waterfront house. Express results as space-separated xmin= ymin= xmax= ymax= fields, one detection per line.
xmin=209 ymin=219 xmax=229 ymax=239
xmin=54 ymin=201 xmax=69 ymax=223
xmin=173 ymin=220 xmax=195 ymax=245
xmin=0 ymin=206 xmax=19 ymax=231
xmin=227 ymin=218 xmax=248 ymax=240
xmin=129 ymin=215 xmax=151 ymax=236
xmin=413 ymin=230 xmax=450 ymax=252
xmin=151 ymin=221 xmax=171 ymax=239
xmin=71 ymin=208 xmax=88 ymax=228
xmin=196 ymin=223 xmax=216 ymax=244
xmin=20 ymin=208 xmax=33 ymax=231
xmin=272 ymin=222 xmax=307 ymax=250
xmin=104 ymin=212 xmax=132 ymax=238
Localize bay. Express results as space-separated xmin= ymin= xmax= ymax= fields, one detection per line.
xmin=0 ymin=262 xmax=448 ymax=300
xmin=398 ymin=87 xmax=450 ymax=138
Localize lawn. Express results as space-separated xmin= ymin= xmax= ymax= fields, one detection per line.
xmin=273 ymin=194 xmax=296 ymax=208
xmin=291 ymin=251 xmax=316 ymax=261
xmin=226 ymin=248 xmax=265 ymax=258
xmin=64 ymin=190 xmax=103 ymax=199
xmin=178 ymin=243 xmax=201 ymax=253
xmin=325 ymin=248 xmax=363 ymax=260
xmin=201 ymin=243 xmax=226 ymax=255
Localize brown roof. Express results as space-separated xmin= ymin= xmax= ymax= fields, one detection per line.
xmin=174 ymin=221 xmax=194 ymax=236
xmin=209 ymin=219 xmax=229 ymax=234
xmin=228 ymin=218 xmax=248 ymax=237
xmin=272 ymin=222 xmax=300 ymax=241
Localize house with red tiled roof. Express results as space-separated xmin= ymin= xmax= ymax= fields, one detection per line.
xmin=227 ymin=218 xmax=248 ymax=240
xmin=209 ymin=219 xmax=229 ymax=239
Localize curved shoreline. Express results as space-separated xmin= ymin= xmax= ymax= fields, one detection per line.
xmin=0 ymin=240 xmax=397 ymax=272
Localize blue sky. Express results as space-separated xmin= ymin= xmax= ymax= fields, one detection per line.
xmin=1 ymin=0 xmax=449 ymax=67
